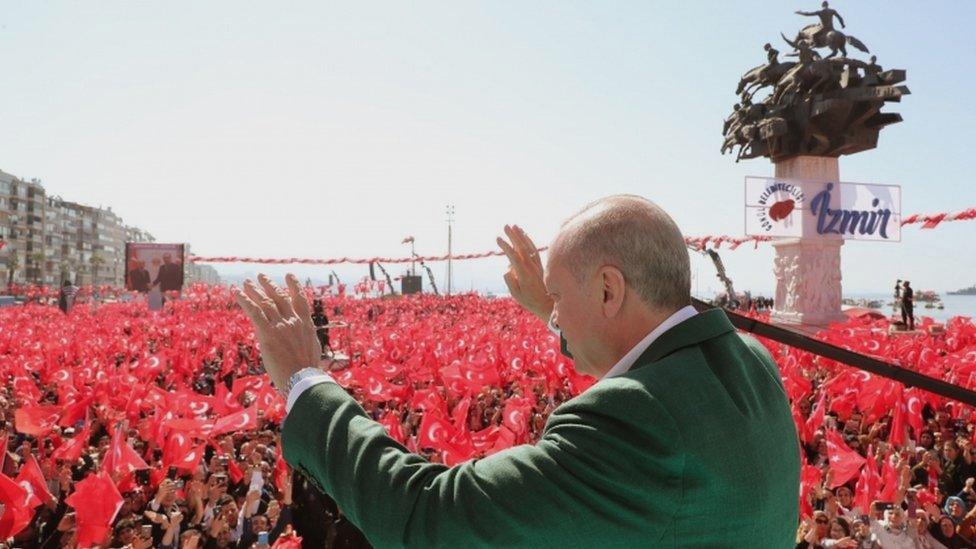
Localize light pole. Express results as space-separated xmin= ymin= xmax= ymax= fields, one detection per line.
xmin=446 ymin=205 xmax=455 ymax=295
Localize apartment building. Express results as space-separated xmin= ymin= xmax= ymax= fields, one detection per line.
xmin=1 ymin=168 xmax=218 ymax=287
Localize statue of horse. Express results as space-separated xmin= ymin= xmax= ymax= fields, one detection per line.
xmin=771 ymin=57 xmax=835 ymax=104
xmin=736 ymin=60 xmax=797 ymax=97
xmin=792 ymin=23 xmax=869 ymax=58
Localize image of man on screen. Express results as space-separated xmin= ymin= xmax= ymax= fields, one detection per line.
xmin=129 ymin=260 xmax=151 ymax=293
xmin=152 ymin=253 xmax=184 ymax=293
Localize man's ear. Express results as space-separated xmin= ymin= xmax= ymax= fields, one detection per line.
xmin=598 ymin=266 xmax=626 ymax=318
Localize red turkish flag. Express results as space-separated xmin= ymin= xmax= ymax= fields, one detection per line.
xmin=165 ymin=417 xmax=215 ymax=438
xmin=904 ymin=388 xmax=925 ymax=437
xmin=0 ymin=473 xmax=33 ymax=540
xmin=502 ymin=397 xmax=533 ymax=436
xmin=66 ymin=471 xmax=124 ymax=545
xmin=15 ymin=454 xmax=52 ymax=508
xmin=916 ymin=487 xmax=938 ymax=508
xmin=271 ymin=533 xmax=303 ymax=549
xmin=878 ymin=454 xmax=901 ymax=502
xmin=211 ymin=405 xmax=259 ymax=437
xmin=853 ymin=448 xmax=880 ymax=514
xmin=231 ymin=375 xmax=267 ymax=401
xmin=379 ymin=412 xmax=405 ymax=442
xmin=825 ymin=429 xmax=865 ymax=488
xmin=59 ymin=396 xmax=92 ymax=428
xmin=215 ymin=382 xmax=243 ymax=415
xmin=488 ymin=426 xmax=516 ymax=456
xmin=162 ymin=431 xmax=193 ymax=470
xmin=888 ymin=389 xmax=908 ymax=447
xmin=227 ymin=458 xmax=245 ymax=485
xmin=101 ymin=425 xmax=149 ymax=477
xmin=450 ymin=360 xmax=502 ymax=392
xmin=274 ymin=454 xmax=290 ymax=494
xmin=829 ymin=390 xmax=858 ymax=423
xmin=805 ymin=392 xmax=827 ymax=440
xmin=409 ymin=389 xmax=446 ymax=414
xmin=357 ymin=371 xmax=406 ymax=403
xmin=799 ymin=463 xmax=822 ymax=519
xmin=51 ymin=426 xmax=91 ymax=463
xmin=451 ymin=397 xmax=472 ymax=430
xmin=174 ymin=443 xmax=206 ymax=473
xmin=418 ymin=412 xmax=455 ymax=450
xmin=175 ymin=391 xmax=215 ymax=417
xmin=14 ymin=404 xmax=61 ymax=436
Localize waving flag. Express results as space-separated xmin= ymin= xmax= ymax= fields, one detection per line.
xmin=825 ymin=429 xmax=865 ymax=488
xmin=0 ymin=473 xmax=33 ymax=540
xmin=174 ymin=443 xmax=206 ymax=473
xmin=211 ymin=405 xmax=259 ymax=437
xmin=853 ymin=446 xmax=880 ymax=514
xmin=59 ymin=396 xmax=92 ymax=428
xmin=274 ymin=454 xmax=290 ymax=494
xmin=502 ymin=397 xmax=533 ymax=437
xmin=66 ymin=471 xmax=124 ymax=545
xmin=51 ymin=426 xmax=91 ymax=463
xmin=101 ymin=425 xmax=149 ymax=477
xmin=14 ymin=404 xmax=61 ymax=436
xmin=15 ymin=454 xmax=52 ymax=508
xmin=271 ymin=533 xmax=303 ymax=549
xmin=878 ymin=454 xmax=901 ymax=502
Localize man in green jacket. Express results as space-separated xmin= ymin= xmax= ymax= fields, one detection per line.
xmin=234 ymin=195 xmax=800 ymax=547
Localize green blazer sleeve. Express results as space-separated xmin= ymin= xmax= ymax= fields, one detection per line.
xmin=283 ymin=309 xmax=800 ymax=548
xmin=282 ymin=378 xmax=683 ymax=548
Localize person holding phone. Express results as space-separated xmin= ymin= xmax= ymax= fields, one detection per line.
xmin=147 ymin=478 xmax=182 ymax=545
xmin=156 ymin=510 xmax=183 ymax=549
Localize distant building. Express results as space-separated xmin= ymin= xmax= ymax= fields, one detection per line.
xmin=0 ymin=167 xmax=218 ymax=287
xmin=184 ymin=244 xmax=221 ymax=285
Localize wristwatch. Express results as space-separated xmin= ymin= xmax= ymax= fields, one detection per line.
xmin=282 ymin=367 xmax=325 ymax=396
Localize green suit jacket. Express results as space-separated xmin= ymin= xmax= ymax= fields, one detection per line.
xmin=283 ymin=309 xmax=800 ymax=547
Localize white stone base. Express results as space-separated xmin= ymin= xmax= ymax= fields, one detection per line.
xmin=770 ymin=238 xmax=847 ymax=326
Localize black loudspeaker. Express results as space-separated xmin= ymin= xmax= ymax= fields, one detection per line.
xmin=401 ymin=275 xmax=423 ymax=295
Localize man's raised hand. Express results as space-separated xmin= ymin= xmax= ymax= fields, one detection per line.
xmin=496 ymin=225 xmax=552 ymax=323
xmin=232 ymin=273 xmax=320 ymax=392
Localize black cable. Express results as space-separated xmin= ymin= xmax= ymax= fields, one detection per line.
xmin=692 ymin=298 xmax=976 ymax=407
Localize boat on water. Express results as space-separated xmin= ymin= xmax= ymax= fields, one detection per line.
xmin=842 ymin=297 xmax=885 ymax=309
xmin=948 ymin=285 xmax=976 ymax=296
xmin=915 ymin=290 xmax=941 ymax=303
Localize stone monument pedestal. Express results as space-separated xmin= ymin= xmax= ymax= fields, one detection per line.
xmin=770 ymin=156 xmax=847 ymax=326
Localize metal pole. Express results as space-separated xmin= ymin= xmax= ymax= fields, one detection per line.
xmin=446 ymin=205 xmax=455 ymax=295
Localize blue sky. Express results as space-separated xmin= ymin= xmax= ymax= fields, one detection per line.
xmin=0 ymin=1 xmax=973 ymax=295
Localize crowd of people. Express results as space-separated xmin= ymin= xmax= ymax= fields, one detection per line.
xmin=779 ymin=312 xmax=976 ymax=548
xmin=0 ymin=283 xmax=975 ymax=547
xmin=0 ymin=285 xmax=588 ymax=547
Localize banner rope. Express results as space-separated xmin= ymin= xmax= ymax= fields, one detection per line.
xmin=187 ymin=205 xmax=976 ymax=264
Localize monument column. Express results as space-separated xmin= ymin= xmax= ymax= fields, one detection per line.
xmin=722 ymin=4 xmax=908 ymax=327
xmin=770 ymin=156 xmax=847 ymax=326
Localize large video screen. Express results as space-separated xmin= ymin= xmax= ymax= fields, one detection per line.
xmin=125 ymin=243 xmax=185 ymax=293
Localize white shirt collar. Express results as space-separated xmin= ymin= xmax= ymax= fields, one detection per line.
xmin=601 ymin=305 xmax=699 ymax=380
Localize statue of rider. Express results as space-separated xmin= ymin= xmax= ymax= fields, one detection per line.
xmin=795 ymin=1 xmax=845 ymax=46
xmin=758 ymin=43 xmax=781 ymax=82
